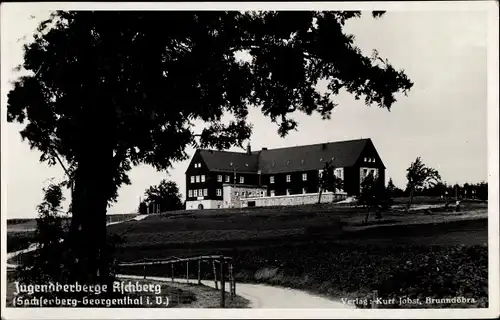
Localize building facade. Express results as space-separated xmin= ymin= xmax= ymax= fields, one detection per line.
xmin=184 ymin=138 xmax=385 ymax=210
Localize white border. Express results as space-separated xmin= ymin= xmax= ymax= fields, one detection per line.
xmin=1 ymin=1 xmax=499 ymax=319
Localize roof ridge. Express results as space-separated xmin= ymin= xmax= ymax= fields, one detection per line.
xmin=199 ymin=138 xmax=370 ymax=153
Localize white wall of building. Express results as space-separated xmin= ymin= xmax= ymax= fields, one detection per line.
xmin=185 ymin=199 xmax=223 ymax=210
xmin=222 ymin=184 xmax=268 ymax=208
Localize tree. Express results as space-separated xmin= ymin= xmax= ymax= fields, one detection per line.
xmin=317 ymin=160 xmax=344 ymax=203
xmin=386 ymin=178 xmax=396 ymax=197
xmin=142 ymin=180 xmax=183 ymax=213
xmin=138 ymin=201 xmax=148 ymax=215
xmin=359 ymin=172 xmax=387 ymax=224
xmin=7 ymin=11 xmax=413 ymax=283
xmin=15 ymin=181 xmax=69 ymax=287
xmin=405 ymin=157 xmax=441 ymax=211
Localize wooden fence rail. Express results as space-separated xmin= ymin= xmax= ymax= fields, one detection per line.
xmin=118 ymin=254 xmax=235 ymax=308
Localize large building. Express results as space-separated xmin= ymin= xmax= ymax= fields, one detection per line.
xmin=185 ymin=138 xmax=385 ymax=210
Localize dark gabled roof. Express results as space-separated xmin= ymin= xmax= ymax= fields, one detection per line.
xmin=198 ymin=149 xmax=261 ymax=173
xmin=258 ymin=138 xmax=370 ymax=174
xmin=197 ymin=138 xmax=374 ymax=174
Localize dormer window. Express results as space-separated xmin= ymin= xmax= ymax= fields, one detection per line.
xmin=364 ymin=157 xmax=368 ymax=162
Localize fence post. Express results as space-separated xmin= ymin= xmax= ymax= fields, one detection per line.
xmin=186 ymin=261 xmax=189 ymax=284
xmin=220 ymin=255 xmax=226 ymax=308
xmin=143 ymin=259 xmax=147 ymax=279
xmin=198 ymin=260 xmax=201 ymax=285
xmin=212 ymin=259 xmax=218 ymax=290
xmin=229 ymin=262 xmax=234 ymax=298
xmin=372 ymin=290 xmax=378 ymax=309
xmin=171 ymin=262 xmax=174 ymax=282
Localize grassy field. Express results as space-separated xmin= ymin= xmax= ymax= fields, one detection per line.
xmin=7 ymin=213 xmax=138 ymax=231
xmin=7 ymin=197 xmax=489 ymax=309
xmin=109 ymin=198 xmax=488 ymax=309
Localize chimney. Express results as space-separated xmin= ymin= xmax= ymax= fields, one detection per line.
xmin=246 ymin=142 xmax=252 ymax=155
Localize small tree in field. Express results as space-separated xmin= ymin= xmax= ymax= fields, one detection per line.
xmin=386 ymin=178 xmax=396 ymax=197
xmin=405 ymin=157 xmax=441 ymax=211
xmin=317 ymin=160 xmax=344 ymax=204
xmin=359 ymin=172 xmax=386 ymax=224
xmin=138 ymin=201 xmax=148 ymax=215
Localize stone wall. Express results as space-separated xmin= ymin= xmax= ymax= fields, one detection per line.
xmin=241 ymin=192 xmax=347 ymax=207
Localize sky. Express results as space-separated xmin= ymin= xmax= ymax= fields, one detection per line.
xmin=1 ymin=4 xmax=492 ymax=219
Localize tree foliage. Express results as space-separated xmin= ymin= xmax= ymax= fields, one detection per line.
xmin=7 ymin=11 xmax=413 ymax=282
xmin=317 ymin=160 xmax=344 ymax=203
xmin=405 ymin=157 xmax=441 ymax=210
xmin=386 ymin=177 xmax=396 ymax=196
xmin=138 ymin=201 xmax=148 ymax=215
xmin=358 ymin=172 xmax=387 ymax=223
xmin=141 ymin=179 xmax=183 ymax=213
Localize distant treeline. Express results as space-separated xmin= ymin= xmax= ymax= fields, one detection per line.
xmin=391 ymin=182 xmax=488 ymax=200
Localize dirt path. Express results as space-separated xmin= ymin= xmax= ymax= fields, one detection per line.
xmin=119 ymin=275 xmax=352 ymax=309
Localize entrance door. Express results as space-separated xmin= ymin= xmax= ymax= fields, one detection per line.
xmin=198 ymin=204 xmax=204 ymax=210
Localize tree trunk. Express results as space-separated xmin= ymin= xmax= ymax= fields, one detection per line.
xmin=364 ymin=205 xmax=370 ymax=225
xmin=69 ymin=107 xmax=116 ymax=287
xmin=406 ymin=188 xmax=415 ymax=212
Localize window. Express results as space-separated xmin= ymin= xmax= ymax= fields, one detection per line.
xmin=239 ymin=176 xmax=244 ymax=184
xmin=195 ymin=175 xmax=200 ymax=183
xmin=372 ymin=158 xmax=376 ymax=163
xmin=302 ymin=173 xmax=307 ymax=181
xmin=234 ymin=191 xmax=239 ymax=196
xmin=201 ymin=175 xmax=205 ymax=182
xmin=318 ymin=169 xmax=324 ymax=177
xmin=242 ymin=191 xmax=246 ymax=197
xmin=270 ymin=190 xmax=275 ymax=197
xmin=194 ymin=190 xmax=198 ymax=197
xmin=225 ymin=175 xmax=230 ymax=183
xmin=217 ymin=175 xmax=223 ymax=182
xmin=286 ymin=175 xmax=291 ymax=182
xmin=188 ymin=190 xmax=193 ymax=197
xmin=302 ymin=188 xmax=307 ymax=194
xmin=198 ymin=189 xmax=202 ymax=197
xmin=270 ymin=176 xmax=275 ymax=184
xmin=364 ymin=157 xmax=368 ymax=162
xmin=363 ymin=169 xmax=368 ymax=177
xmin=190 ymin=176 xmax=195 ymax=183
xmin=203 ymin=189 xmax=208 ymax=196
xmin=216 ymin=189 xmax=222 ymax=196
xmin=286 ymin=189 xmax=291 ymax=195
xmin=261 ymin=191 xmax=265 ymax=197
